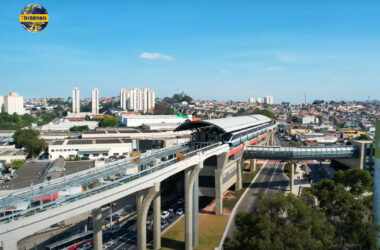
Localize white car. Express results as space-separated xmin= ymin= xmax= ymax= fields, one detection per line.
xmin=161 ymin=211 xmax=170 ymax=220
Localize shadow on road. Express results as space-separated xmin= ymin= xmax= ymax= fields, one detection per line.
xmin=161 ymin=237 xmax=185 ymax=250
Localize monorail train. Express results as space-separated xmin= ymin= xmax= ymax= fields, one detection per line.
xmin=223 ymin=120 xmax=275 ymax=157
xmin=225 ymin=121 xmax=275 ymax=147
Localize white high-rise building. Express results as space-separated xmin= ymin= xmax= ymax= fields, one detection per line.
xmin=248 ymin=96 xmax=256 ymax=104
xmin=91 ymin=88 xmax=99 ymax=115
xmin=0 ymin=96 xmax=3 ymax=112
xmin=3 ymin=92 xmax=24 ymax=115
xmin=256 ymin=97 xmax=264 ymax=104
xmin=264 ymin=96 xmax=274 ymax=105
xmin=120 ymin=88 xmax=155 ymax=113
xmin=120 ymin=88 xmax=127 ymax=110
xmin=72 ymin=87 xmax=80 ymax=113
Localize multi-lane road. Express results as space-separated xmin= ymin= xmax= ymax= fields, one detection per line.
xmin=226 ymin=160 xmax=289 ymax=239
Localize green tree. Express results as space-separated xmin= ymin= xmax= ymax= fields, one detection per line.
xmin=13 ymin=129 xmax=46 ymax=158
xmin=154 ymin=101 xmax=176 ymax=115
xmin=69 ymin=125 xmax=90 ymax=132
xmin=163 ymin=92 xmax=193 ymax=104
xmin=354 ymin=134 xmax=371 ymax=141
xmin=10 ymin=159 xmax=25 ymax=170
xmin=334 ymin=169 xmax=372 ymax=195
xmin=252 ymin=108 xmax=276 ymax=119
xmin=99 ymin=115 xmax=118 ymax=127
xmin=225 ymin=193 xmax=335 ymax=250
xmin=311 ymin=178 xmax=378 ymax=249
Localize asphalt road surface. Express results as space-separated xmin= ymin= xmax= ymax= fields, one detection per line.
xmin=226 ymin=160 xmax=289 ymax=239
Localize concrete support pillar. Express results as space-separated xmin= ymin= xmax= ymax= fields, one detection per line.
xmin=264 ymin=132 xmax=269 ymax=146
xmin=137 ymin=183 xmax=160 ymax=250
xmin=185 ymin=169 xmax=193 ymax=250
xmin=0 ymin=238 xmax=18 ymax=250
xmin=373 ymin=120 xmax=380 ymax=246
xmin=185 ymin=161 xmax=202 ymax=250
xmin=214 ymin=168 xmax=223 ymax=216
xmin=290 ymin=163 xmax=295 ymax=193
xmin=153 ymin=192 xmax=161 ymax=250
xmin=359 ymin=143 xmax=366 ymax=170
xmin=136 ymin=191 xmax=144 ymax=242
xmin=235 ymin=159 xmax=243 ymax=191
xmin=193 ymin=176 xmax=199 ymax=248
xmin=268 ymin=131 xmax=272 ymax=146
xmin=92 ymin=208 xmax=103 ymax=250
xmin=214 ymin=153 xmax=227 ymax=216
xmin=250 ymin=159 xmax=257 ymax=172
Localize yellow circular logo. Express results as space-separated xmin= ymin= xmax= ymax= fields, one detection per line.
xmin=19 ymin=3 xmax=48 ymax=32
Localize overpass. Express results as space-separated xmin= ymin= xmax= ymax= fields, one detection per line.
xmin=242 ymin=143 xmax=369 ymax=195
xmin=244 ymin=145 xmax=357 ymax=160
xmin=0 ymin=142 xmax=228 ymax=250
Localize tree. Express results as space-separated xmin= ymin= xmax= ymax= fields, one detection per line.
xmin=252 ymin=108 xmax=276 ymax=119
xmin=163 ymin=92 xmax=193 ymax=104
xmin=10 ymin=159 xmax=25 ymax=170
xmin=354 ymin=134 xmax=371 ymax=141
xmin=13 ymin=129 xmax=47 ymax=158
xmin=99 ymin=115 xmax=118 ymax=127
xmin=154 ymin=101 xmax=176 ymax=115
xmin=311 ymin=177 xmax=378 ymax=249
xmin=225 ymin=193 xmax=335 ymax=250
xmin=69 ymin=125 xmax=90 ymax=132
xmin=334 ymin=169 xmax=372 ymax=195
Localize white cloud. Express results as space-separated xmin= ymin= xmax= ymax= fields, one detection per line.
xmin=265 ymin=66 xmax=285 ymax=71
xmin=139 ymin=52 xmax=174 ymax=61
xmin=274 ymin=52 xmax=298 ymax=63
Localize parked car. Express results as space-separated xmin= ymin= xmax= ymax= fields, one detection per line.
xmin=176 ymin=208 xmax=184 ymax=216
xmin=161 ymin=211 xmax=170 ymax=220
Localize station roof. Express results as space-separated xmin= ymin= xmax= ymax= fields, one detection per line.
xmin=175 ymin=115 xmax=272 ymax=134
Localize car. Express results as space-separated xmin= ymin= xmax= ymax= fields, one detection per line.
xmin=161 ymin=211 xmax=170 ymax=220
xmin=176 ymin=208 xmax=184 ymax=215
xmin=161 ymin=222 xmax=168 ymax=229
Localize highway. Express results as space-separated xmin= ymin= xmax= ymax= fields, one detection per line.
xmin=226 ymin=160 xmax=288 ymax=239
xmin=226 ymin=135 xmax=289 ymax=240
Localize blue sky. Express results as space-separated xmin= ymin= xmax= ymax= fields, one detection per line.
xmin=0 ymin=1 xmax=379 ymax=103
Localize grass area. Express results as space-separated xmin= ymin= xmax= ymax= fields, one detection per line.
xmin=161 ymin=214 xmax=229 ymax=250
xmin=224 ymin=169 xmax=258 ymax=210
xmin=161 ymin=167 xmax=260 ymax=250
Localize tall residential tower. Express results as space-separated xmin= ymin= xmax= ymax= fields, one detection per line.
xmin=120 ymin=88 xmax=155 ymax=113
xmin=72 ymin=87 xmax=80 ymax=113
xmin=3 ymin=92 xmax=24 ymax=115
xmin=91 ymin=88 xmax=99 ymax=115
